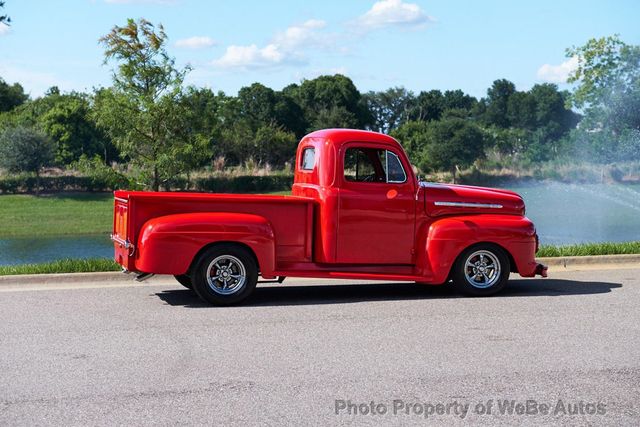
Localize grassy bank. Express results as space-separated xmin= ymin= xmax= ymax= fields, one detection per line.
xmin=1 ymin=241 xmax=638 ymax=276
xmin=0 ymin=193 xmax=113 ymax=237
xmin=0 ymin=258 xmax=120 ymax=276
xmin=537 ymin=241 xmax=640 ymax=257
xmin=0 ymin=190 xmax=292 ymax=238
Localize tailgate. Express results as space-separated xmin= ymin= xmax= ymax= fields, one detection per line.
xmin=111 ymin=194 xmax=135 ymax=271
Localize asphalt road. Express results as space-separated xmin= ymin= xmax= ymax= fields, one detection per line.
xmin=1 ymin=267 xmax=639 ymax=426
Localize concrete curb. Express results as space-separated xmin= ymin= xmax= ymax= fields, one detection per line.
xmin=0 ymin=254 xmax=639 ymax=285
xmin=0 ymin=271 xmax=132 ymax=285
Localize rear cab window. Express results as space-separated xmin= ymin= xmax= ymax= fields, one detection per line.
xmin=301 ymin=147 xmax=315 ymax=171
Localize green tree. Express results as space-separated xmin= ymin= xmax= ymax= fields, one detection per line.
xmin=567 ymin=35 xmax=639 ymax=109
xmin=483 ymin=79 xmax=516 ymax=128
xmin=252 ymin=125 xmax=297 ymax=166
xmin=364 ymin=87 xmax=414 ymax=133
xmin=40 ymin=93 xmax=113 ymax=165
xmin=284 ymin=74 xmax=371 ymax=131
xmin=565 ymin=36 xmax=640 ymax=161
xmin=423 ymin=118 xmax=485 ymax=182
xmin=236 ymin=83 xmax=306 ymax=138
xmin=391 ymin=120 xmax=430 ymax=165
xmin=94 ymin=18 xmax=208 ymax=190
xmin=408 ymin=89 xmax=445 ymax=122
xmin=442 ymin=89 xmax=477 ymax=112
xmin=0 ymin=89 xmax=116 ymax=165
xmin=0 ymin=78 xmax=28 ymax=112
xmin=0 ymin=126 xmax=54 ymax=189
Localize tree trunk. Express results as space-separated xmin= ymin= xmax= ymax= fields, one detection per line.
xmin=34 ymin=169 xmax=41 ymax=196
xmin=451 ymin=166 xmax=457 ymax=184
xmin=153 ymin=165 xmax=159 ymax=191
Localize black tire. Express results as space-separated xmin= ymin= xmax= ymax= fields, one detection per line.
xmin=174 ymin=274 xmax=193 ymax=290
xmin=192 ymin=244 xmax=258 ymax=306
xmin=451 ymin=243 xmax=510 ymax=296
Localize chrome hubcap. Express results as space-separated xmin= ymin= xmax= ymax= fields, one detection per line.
xmin=206 ymin=255 xmax=247 ymax=295
xmin=464 ymin=250 xmax=501 ymax=289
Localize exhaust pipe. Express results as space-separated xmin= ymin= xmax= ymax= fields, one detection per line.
xmin=135 ymin=272 xmax=155 ymax=282
xmin=535 ymin=263 xmax=548 ymax=278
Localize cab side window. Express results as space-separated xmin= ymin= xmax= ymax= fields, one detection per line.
xmin=344 ymin=147 xmax=406 ymax=184
xmin=344 ymin=148 xmax=385 ymax=182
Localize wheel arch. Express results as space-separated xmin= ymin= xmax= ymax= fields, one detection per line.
xmin=187 ymin=241 xmax=261 ymax=276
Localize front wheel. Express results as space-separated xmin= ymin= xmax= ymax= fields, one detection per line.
xmin=451 ymin=244 xmax=510 ymax=296
xmin=192 ymin=245 xmax=258 ymax=306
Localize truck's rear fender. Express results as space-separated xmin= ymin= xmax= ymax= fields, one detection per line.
xmin=416 ymin=215 xmax=537 ymax=283
xmin=135 ymin=212 xmax=276 ymax=276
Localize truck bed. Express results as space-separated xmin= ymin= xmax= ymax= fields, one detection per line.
xmin=112 ymin=190 xmax=315 ymax=273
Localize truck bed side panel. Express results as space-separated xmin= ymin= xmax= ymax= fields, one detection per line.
xmin=113 ymin=192 xmax=314 ymax=273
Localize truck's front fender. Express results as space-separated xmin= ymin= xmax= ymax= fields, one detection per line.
xmin=134 ymin=212 xmax=276 ymax=276
xmin=416 ymin=215 xmax=538 ymax=283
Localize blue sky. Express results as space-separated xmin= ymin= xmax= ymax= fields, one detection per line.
xmin=0 ymin=0 xmax=638 ymax=98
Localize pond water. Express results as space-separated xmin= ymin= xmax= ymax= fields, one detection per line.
xmin=1 ymin=182 xmax=639 ymax=265
xmin=503 ymin=182 xmax=640 ymax=245
xmin=0 ymin=235 xmax=111 ymax=266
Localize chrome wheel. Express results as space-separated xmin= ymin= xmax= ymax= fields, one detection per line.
xmin=463 ymin=250 xmax=501 ymax=289
xmin=206 ymin=255 xmax=247 ymax=295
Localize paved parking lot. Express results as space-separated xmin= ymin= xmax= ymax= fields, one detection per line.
xmin=1 ymin=267 xmax=639 ymax=425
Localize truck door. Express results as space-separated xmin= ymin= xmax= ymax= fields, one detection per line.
xmin=336 ymin=144 xmax=416 ymax=264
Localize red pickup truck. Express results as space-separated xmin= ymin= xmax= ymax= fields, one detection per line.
xmin=112 ymin=128 xmax=546 ymax=305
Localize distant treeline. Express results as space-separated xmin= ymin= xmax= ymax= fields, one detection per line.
xmin=0 ymin=20 xmax=638 ymax=189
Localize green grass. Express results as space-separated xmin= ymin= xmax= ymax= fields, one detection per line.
xmin=0 ymin=193 xmax=114 ymax=238
xmin=538 ymin=241 xmax=640 ymax=257
xmin=0 ymin=258 xmax=120 ymax=276
xmin=0 ymin=190 xmax=291 ymax=238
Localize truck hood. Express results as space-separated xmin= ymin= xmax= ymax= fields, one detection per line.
xmin=421 ymin=182 xmax=525 ymax=217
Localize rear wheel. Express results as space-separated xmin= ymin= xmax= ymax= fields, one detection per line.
xmin=192 ymin=245 xmax=258 ymax=306
xmin=451 ymin=244 xmax=510 ymax=296
xmin=174 ymin=274 xmax=193 ymax=290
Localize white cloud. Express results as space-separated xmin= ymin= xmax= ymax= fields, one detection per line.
xmin=0 ymin=23 xmax=10 ymax=36
xmin=175 ymin=36 xmax=217 ymax=49
xmin=537 ymin=56 xmax=579 ymax=83
xmin=214 ymin=44 xmax=286 ymax=69
xmin=355 ymin=0 xmax=433 ymax=31
xmin=272 ymin=19 xmax=327 ymax=50
xmin=213 ymin=19 xmax=327 ymax=70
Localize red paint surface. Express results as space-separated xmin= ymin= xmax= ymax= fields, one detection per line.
xmin=113 ymin=128 xmax=543 ymax=284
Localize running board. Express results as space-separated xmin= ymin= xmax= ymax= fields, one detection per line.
xmin=258 ymin=276 xmax=286 ymax=284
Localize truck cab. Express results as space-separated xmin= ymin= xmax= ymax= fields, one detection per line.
xmin=112 ymin=128 xmax=547 ymax=305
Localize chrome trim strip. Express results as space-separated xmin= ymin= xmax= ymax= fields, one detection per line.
xmin=114 ymin=196 xmax=129 ymax=204
xmin=434 ymin=201 xmax=503 ymax=209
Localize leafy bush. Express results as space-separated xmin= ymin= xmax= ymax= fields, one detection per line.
xmin=0 ymin=126 xmax=54 ymax=175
